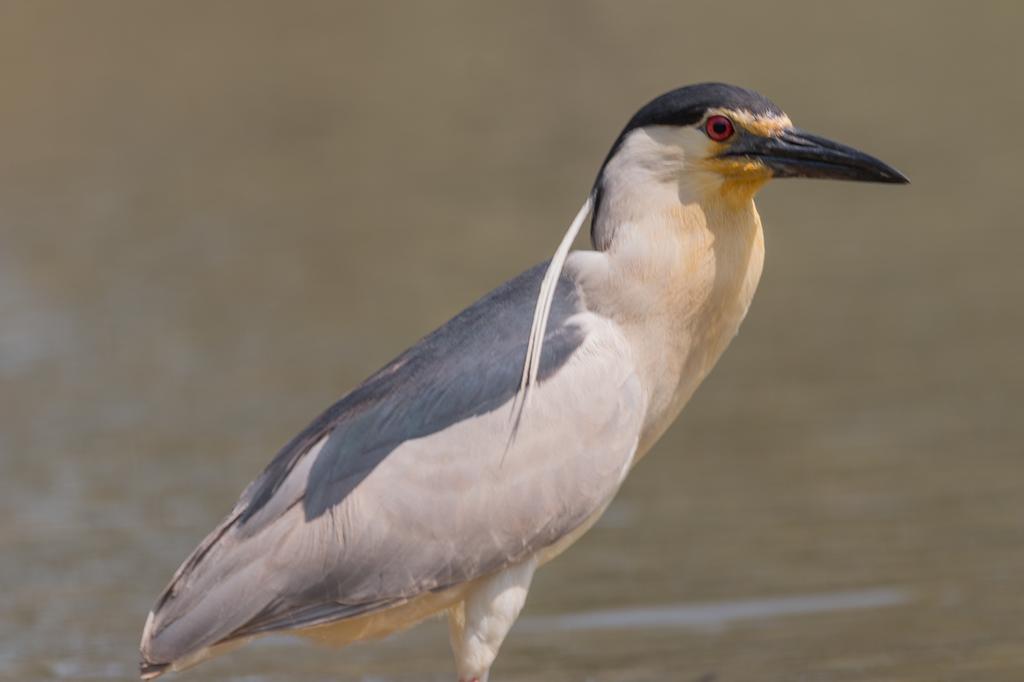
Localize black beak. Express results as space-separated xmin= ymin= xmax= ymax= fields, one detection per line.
xmin=722 ymin=128 xmax=909 ymax=184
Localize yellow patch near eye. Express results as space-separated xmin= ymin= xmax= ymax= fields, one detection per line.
xmin=698 ymin=157 xmax=772 ymax=204
xmin=724 ymin=109 xmax=793 ymax=137
xmin=697 ymin=110 xmax=791 ymax=203
xmin=703 ymin=157 xmax=772 ymax=179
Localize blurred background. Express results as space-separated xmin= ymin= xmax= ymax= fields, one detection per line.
xmin=1 ymin=2 xmax=1022 ymax=680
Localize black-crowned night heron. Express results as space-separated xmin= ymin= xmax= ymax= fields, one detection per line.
xmin=139 ymin=82 xmax=907 ymax=681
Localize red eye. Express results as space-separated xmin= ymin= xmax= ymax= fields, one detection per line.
xmin=705 ymin=115 xmax=735 ymax=142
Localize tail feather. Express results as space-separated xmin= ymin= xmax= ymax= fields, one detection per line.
xmin=139 ymin=610 xmax=168 ymax=678
xmin=139 ymin=660 xmax=169 ymax=680
xmin=138 ymin=511 xmax=274 ymax=673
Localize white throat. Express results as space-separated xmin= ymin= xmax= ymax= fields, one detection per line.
xmin=574 ymin=126 xmax=767 ymax=455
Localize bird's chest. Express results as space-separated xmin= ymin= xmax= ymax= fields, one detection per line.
xmin=604 ymin=207 xmax=765 ymax=457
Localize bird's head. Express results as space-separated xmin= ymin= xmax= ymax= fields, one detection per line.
xmin=591 ymin=82 xmax=907 ymax=247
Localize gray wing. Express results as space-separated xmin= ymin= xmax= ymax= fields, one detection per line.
xmin=141 ymin=262 xmax=643 ymax=669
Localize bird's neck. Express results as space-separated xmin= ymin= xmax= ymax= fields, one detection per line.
xmin=577 ymin=173 xmax=766 ymax=455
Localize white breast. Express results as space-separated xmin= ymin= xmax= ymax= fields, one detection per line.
xmin=569 ymin=195 xmax=765 ymax=461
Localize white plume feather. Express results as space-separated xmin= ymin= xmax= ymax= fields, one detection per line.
xmin=507 ymin=194 xmax=594 ymax=441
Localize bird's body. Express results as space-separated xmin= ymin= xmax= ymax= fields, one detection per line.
xmin=140 ymin=83 xmax=905 ymax=681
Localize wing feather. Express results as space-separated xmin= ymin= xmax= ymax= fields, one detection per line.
xmin=141 ymin=261 xmax=643 ymax=669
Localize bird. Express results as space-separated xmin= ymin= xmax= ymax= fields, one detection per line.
xmin=139 ymin=82 xmax=907 ymax=681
